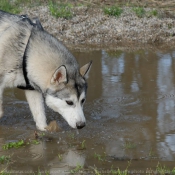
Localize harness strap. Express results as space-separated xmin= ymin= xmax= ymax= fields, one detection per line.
xmin=17 ymin=16 xmax=35 ymax=90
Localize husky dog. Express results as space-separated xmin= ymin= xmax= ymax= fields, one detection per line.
xmin=0 ymin=10 xmax=92 ymax=131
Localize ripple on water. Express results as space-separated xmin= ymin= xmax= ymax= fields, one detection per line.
xmin=17 ymin=144 xmax=43 ymax=161
xmin=17 ymin=152 xmax=43 ymax=161
xmin=157 ymin=93 xmax=175 ymax=100
xmin=116 ymin=115 xmax=152 ymax=123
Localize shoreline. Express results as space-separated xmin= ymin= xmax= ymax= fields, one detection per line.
xmin=21 ymin=4 xmax=175 ymax=50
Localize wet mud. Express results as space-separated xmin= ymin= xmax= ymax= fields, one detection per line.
xmin=1 ymin=48 xmax=175 ymax=174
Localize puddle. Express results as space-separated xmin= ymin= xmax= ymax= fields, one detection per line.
xmin=1 ymin=48 xmax=175 ymax=173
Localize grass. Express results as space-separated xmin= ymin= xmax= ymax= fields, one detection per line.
xmin=0 ymin=172 xmax=10 ymax=175
xmin=76 ymin=140 xmax=87 ymax=150
xmin=94 ymin=152 xmax=106 ymax=161
xmin=149 ymin=9 xmax=158 ymax=17
xmin=103 ymin=6 xmax=123 ymax=17
xmin=104 ymin=5 xmax=158 ymax=19
xmin=0 ymin=169 xmax=50 ymax=175
xmin=0 ymin=155 xmax=10 ymax=175
xmin=48 ymin=1 xmax=73 ymax=19
xmin=145 ymin=163 xmax=175 ymax=175
xmin=132 ymin=7 xmax=145 ymax=18
xmin=2 ymin=139 xmax=40 ymax=150
xmin=93 ymin=167 xmax=101 ymax=175
xmin=123 ymin=142 xmax=136 ymax=149
xmin=3 ymin=140 xmax=25 ymax=150
xmin=70 ymin=164 xmax=83 ymax=174
xmin=68 ymin=133 xmax=75 ymax=140
xmin=91 ymin=161 xmax=131 ymax=175
xmin=0 ymin=0 xmax=162 ymax=21
xmin=111 ymin=161 xmax=131 ymax=175
xmin=0 ymin=0 xmax=44 ymax=14
xmin=111 ymin=168 xmax=128 ymax=175
xmin=81 ymin=140 xmax=86 ymax=149
xmin=156 ymin=162 xmax=175 ymax=175
xmin=57 ymin=153 xmax=63 ymax=161
xmin=31 ymin=140 xmax=40 ymax=145
xmin=94 ymin=153 xmax=103 ymax=161
xmin=35 ymin=169 xmax=50 ymax=175
xmin=0 ymin=156 xmax=10 ymax=164
xmin=0 ymin=0 xmax=21 ymax=14
xmin=148 ymin=149 xmax=156 ymax=158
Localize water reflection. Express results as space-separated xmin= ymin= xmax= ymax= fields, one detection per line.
xmin=50 ymin=149 xmax=85 ymax=175
xmin=75 ymin=49 xmax=175 ymax=161
xmin=100 ymin=49 xmax=175 ymax=160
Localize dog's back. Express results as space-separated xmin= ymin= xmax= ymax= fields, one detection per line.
xmin=0 ymin=11 xmax=33 ymax=87
xmin=0 ymin=10 xmax=79 ymax=89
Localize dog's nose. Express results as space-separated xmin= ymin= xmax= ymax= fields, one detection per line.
xmin=76 ymin=122 xmax=86 ymax=129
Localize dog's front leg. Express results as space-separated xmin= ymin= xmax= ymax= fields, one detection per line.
xmin=25 ymin=90 xmax=47 ymax=131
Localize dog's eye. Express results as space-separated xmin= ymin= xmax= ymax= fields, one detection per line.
xmin=66 ymin=101 xmax=74 ymax=105
xmin=81 ymin=99 xmax=85 ymax=104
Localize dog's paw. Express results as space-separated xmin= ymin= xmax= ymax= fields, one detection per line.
xmin=36 ymin=124 xmax=47 ymax=131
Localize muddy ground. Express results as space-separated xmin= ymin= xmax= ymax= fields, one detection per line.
xmin=20 ymin=0 xmax=175 ymax=50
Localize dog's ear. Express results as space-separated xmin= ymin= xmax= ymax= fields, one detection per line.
xmin=51 ymin=65 xmax=67 ymax=84
xmin=80 ymin=61 xmax=92 ymax=79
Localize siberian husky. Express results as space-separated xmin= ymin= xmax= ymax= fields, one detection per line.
xmin=0 ymin=10 xmax=92 ymax=131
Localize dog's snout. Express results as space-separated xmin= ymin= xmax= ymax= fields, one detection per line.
xmin=76 ymin=122 xmax=86 ymax=129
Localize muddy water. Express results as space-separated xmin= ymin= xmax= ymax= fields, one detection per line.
xmin=1 ymin=48 xmax=175 ymax=174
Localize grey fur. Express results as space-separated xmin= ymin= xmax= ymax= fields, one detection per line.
xmin=0 ymin=10 xmax=92 ymax=130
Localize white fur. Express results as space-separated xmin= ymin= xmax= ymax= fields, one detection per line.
xmin=25 ymin=90 xmax=47 ymax=131
xmin=45 ymin=92 xmax=86 ymax=128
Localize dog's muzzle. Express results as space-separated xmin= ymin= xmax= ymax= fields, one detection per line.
xmin=76 ymin=122 xmax=86 ymax=129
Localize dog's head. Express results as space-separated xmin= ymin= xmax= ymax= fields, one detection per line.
xmin=45 ymin=61 xmax=92 ymax=129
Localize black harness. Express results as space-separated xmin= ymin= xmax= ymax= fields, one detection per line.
xmin=17 ymin=28 xmax=35 ymax=90
xmin=17 ymin=15 xmax=44 ymax=90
